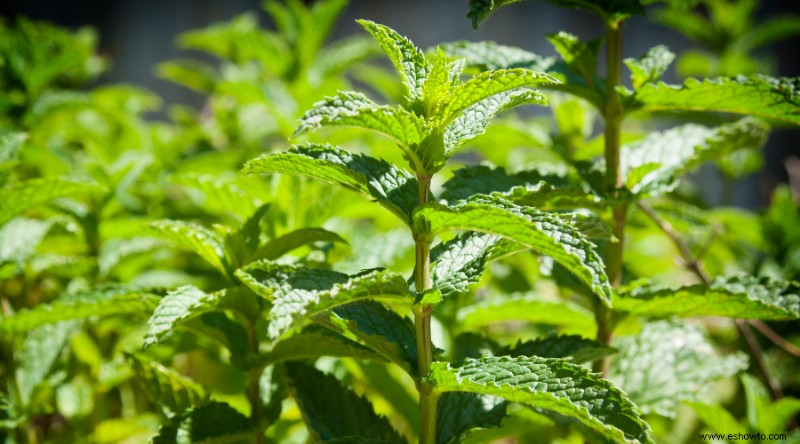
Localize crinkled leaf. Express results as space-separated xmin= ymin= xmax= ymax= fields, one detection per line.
xmin=243 ymin=144 xmax=418 ymax=225
xmin=313 ymin=301 xmax=418 ymax=375
xmin=151 ymin=220 xmax=231 ymax=277
xmin=618 ymin=117 xmax=768 ymax=195
xmin=440 ymin=165 xmax=568 ymax=204
xmin=444 ymin=89 xmax=546 ymax=154
xmin=610 ymin=321 xmax=747 ymax=417
xmin=438 ymin=41 xmax=554 ymax=72
xmin=633 ymin=75 xmax=800 ymax=126
xmin=616 ymin=274 xmax=800 ymax=319
xmin=436 ymin=392 xmax=508 ymax=444
xmin=261 ymin=325 xmax=377 ymax=365
xmin=0 ymin=286 xmax=158 ymax=335
xmin=429 ymin=356 xmax=653 ymax=443
xmin=0 ymin=218 xmax=51 ymax=265
xmin=429 ymin=233 xmax=502 ymax=300
xmin=293 ymin=91 xmax=429 ymax=147
xmin=624 ymin=45 xmax=675 ymax=89
xmin=357 ymin=20 xmax=428 ymax=108
xmin=179 ymin=402 xmax=253 ymax=443
xmin=16 ymin=321 xmax=80 ymax=404
xmin=497 ymin=334 xmax=616 ymax=364
xmin=438 ymin=68 xmax=557 ymax=125
xmin=547 ymin=32 xmax=601 ymax=83
xmin=284 ymin=362 xmax=403 ymax=443
xmin=415 ymin=196 xmax=612 ymax=304
xmin=253 ymin=227 xmax=345 ymax=261
xmin=0 ymin=132 xmax=25 ymax=187
xmin=127 ymin=355 xmax=207 ymax=417
xmin=741 ymin=374 xmax=800 ymax=433
xmin=0 ymin=177 xmax=100 ymax=226
xmin=457 ymin=295 xmax=596 ymax=332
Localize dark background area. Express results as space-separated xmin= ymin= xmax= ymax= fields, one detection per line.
xmin=2 ymin=0 xmax=799 ymax=208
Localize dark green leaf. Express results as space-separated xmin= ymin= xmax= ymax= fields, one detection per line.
xmin=547 ymin=32 xmax=601 ymax=83
xmin=179 ymin=402 xmax=253 ymax=443
xmin=262 ymin=325 xmax=377 ymax=365
xmin=497 ymin=334 xmax=616 ymax=363
xmin=0 ymin=177 xmax=100 ymax=226
xmin=438 ymin=41 xmax=554 ymax=72
xmin=436 ymin=392 xmax=507 ymax=444
xmin=429 ymin=233 xmax=503 ymax=300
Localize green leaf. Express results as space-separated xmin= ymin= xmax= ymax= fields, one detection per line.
xmin=440 ymin=165 xmax=567 ymax=204
xmin=310 ymin=35 xmax=380 ymax=82
xmin=633 ymin=75 xmax=800 ymax=126
xmin=0 ymin=286 xmax=158 ymax=335
xmin=156 ymin=59 xmax=217 ymax=93
xmin=467 ymin=0 xmax=644 ymax=28
xmin=0 ymin=132 xmax=25 ymax=187
xmin=619 ymin=117 xmax=769 ymax=195
xmin=436 ymin=392 xmax=507 ymax=444
xmin=143 ymin=286 xmax=243 ymax=349
xmin=179 ymin=402 xmax=253 ymax=443
xmin=610 ymin=321 xmax=747 ymax=417
xmin=243 ymin=144 xmax=419 ymax=225
xmin=415 ymin=196 xmax=612 ymax=304
xmin=0 ymin=177 xmax=100 ymax=226
xmin=313 ymin=301 xmax=418 ymax=375
xmin=429 ymin=233 xmax=502 ymax=300
xmin=151 ymin=220 xmax=231 ymax=278
xmin=357 ymin=20 xmax=428 ymax=108
xmin=284 ymin=362 xmax=403 ymax=443
xmin=686 ymin=402 xmax=743 ymax=437
xmin=0 ymin=217 xmax=52 ymax=266
xmin=438 ymin=68 xmax=556 ymax=125
xmin=615 ymin=274 xmax=800 ymax=320
xmin=253 ymin=227 xmax=345 ymax=261
xmin=293 ymin=91 xmax=429 ymax=147
xmin=262 ymin=325 xmax=377 ymax=365
xmin=173 ymin=174 xmax=258 ymax=222
xmin=429 ymin=356 xmax=652 ymax=443
xmin=457 ymin=295 xmax=596 ymax=332
xmin=16 ymin=321 xmax=80 ymax=405
xmin=127 ymin=355 xmax=207 ymax=416
xmin=444 ymin=89 xmax=547 ymax=155
xmin=623 ymin=45 xmax=675 ymax=89
xmin=497 ymin=334 xmax=616 ymax=364
xmin=437 ymin=41 xmax=554 ymax=72
xmin=547 ymin=32 xmax=601 ymax=83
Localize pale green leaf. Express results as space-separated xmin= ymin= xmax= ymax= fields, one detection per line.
xmin=457 ymin=295 xmax=596 ymax=332
xmin=284 ymin=362 xmax=404 ymax=443
xmin=633 ymin=75 xmax=800 ymax=126
xmin=415 ymin=196 xmax=612 ymax=304
xmin=444 ymin=89 xmax=547 ymax=154
xmin=0 ymin=217 xmax=51 ymax=265
xmin=151 ymin=220 xmax=231 ymax=277
xmin=624 ymin=45 xmax=675 ymax=89
xmin=615 ymin=274 xmax=800 ymax=320
xmin=497 ymin=334 xmax=616 ymax=364
xmin=547 ymin=32 xmax=601 ymax=83
xmin=610 ymin=321 xmax=748 ymax=417
xmin=261 ymin=325 xmax=377 ymax=365
xmin=127 ymin=355 xmax=207 ymax=416
xmin=0 ymin=177 xmax=100 ymax=226
xmin=16 ymin=321 xmax=80 ymax=404
xmin=310 ymin=35 xmax=380 ymax=82
xmin=243 ymin=144 xmax=419 ymax=225
xmin=156 ymin=59 xmax=217 ymax=93
xmin=436 ymin=393 xmax=507 ymax=444
xmin=0 ymin=286 xmax=158 ymax=335
xmin=686 ymin=402 xmax=743 ymax=437
xmin=357 ymin=20 xmax=428 ymax=108
xmin=437 ymin=41 xmax=554 ymax=72
xmin=293 ymin=91 xmax=429 ymax=147
xmin=429 ymin=356 xmax=653 ymax=443
xmin=253 ymin=227 xmax=345 ymax=261
xmin=440 ymin=165 xmax=567 ymax=204
xmin=314 ymin=301 xmax=418 ymax=375
xmin=439 ymin=68 xmax=557 ymax=125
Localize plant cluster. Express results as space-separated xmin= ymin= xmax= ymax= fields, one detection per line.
xmin=1 ymin=0 xmax=799 ymax=443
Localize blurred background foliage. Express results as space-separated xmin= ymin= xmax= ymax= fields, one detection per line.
xmin=0 ymin=0 xmax=798 ymax=443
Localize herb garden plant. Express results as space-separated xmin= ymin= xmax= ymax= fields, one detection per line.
xmin=1 ymin=0 xmax=800 ymax=443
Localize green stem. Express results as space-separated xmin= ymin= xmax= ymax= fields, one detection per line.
xmin=414 ymin=174 xmax=437 ymax=444
xmin=594 ymin=19 xmax=625 ymax=376
xmin=246 ymin=320 xmax=265 ymax=444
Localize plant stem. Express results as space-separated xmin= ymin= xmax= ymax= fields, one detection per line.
xmin=594 ymin=19 xmax=625 ymax=376
xmin=246 ymin=320 xmax=265 ymax=444
xmin=414 ymin=174 xmax=437 ymax=444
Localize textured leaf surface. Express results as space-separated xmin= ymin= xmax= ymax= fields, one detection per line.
xmin=429 ymin=233 xmax=501 ymax=300
xmin=0 ymin=217 xmax=51 ymax=265
xmin=457 ymin=295 xmax=596 ymax=331
xmin=436 ymin=392 xmax=507 ymax=444
xmin=143 ymin=286 xmax=223 ymax=349
xmin=357 ymin=20 xmax=428 ymax=107
xmin=0 ymin=132 xmax=25 ymax=187
xmin=262 ymin=325 xmax=377 ymax=365
xmin=439 ymin=68 xmax=556 ymax=124
xmin=623 ymin=45 xmax=675 ymax=89
xmin=179 ymin=402 xmax=253 ymax=443
xmin=616 ymin=274 xmax=800 ymax=319
xmin=253 ymin=227 xmax=345 ymax=261
xmin=0 ymin=177 xmax=99 ymax=226
xmin=244 ymin=144 xmax=418 ymax=224
xmin=618 ymin=117 xmax=768 ymax=195
xmin=16 ymin=321 xmax=79 ymax=404
xmin=151 ymin=220 xmax=231 ymax=277
xmin=497 ymin=334 xmax=616 ymax=364
xmin=314 ymin=301 xmax=418 ymax=375
xmin=128 ymin=355 xmax=207 ymax=416
xmin=284 ymin=362 xmax=403 ymax=443
xmin=610 ymin=321 xmax=747 ymax=417
xmin=0 ymin=286 xmax=158 ymax=334
xmin=634 ymin=75 xmax=800 ymax=125
xmin=438 ymin=41 xmax=554 ymax=72
xmin=429 ymin=356 xmax=652 ymax=443
xmin=547 ymin=32 xmax=600 ymax=82
xmin=294 ymin=91 xmax=428 ymax=147
xmin=415 ymin=196 xmax=611 ymax=304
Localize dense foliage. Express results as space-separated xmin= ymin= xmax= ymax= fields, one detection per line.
xmin=1 ymin=0 xmax=799 ymax=443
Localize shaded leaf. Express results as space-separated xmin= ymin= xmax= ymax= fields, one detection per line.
xmin=497 ymin=334 xmax=616 ymax=363
xmin=151 ymin=220 xmax=231 ymax=277
xmin=128 ymin=355 xmax=207 ymax=417
xmin=457 ymin=295 xmax=596 ymax=332
xmin=436 ymin=392 xmax=507 ymax=444
xmin=262 ymin=325 xmax=377 ymax=365
xmin=253 ymin=227 xmax=345 ymax=261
